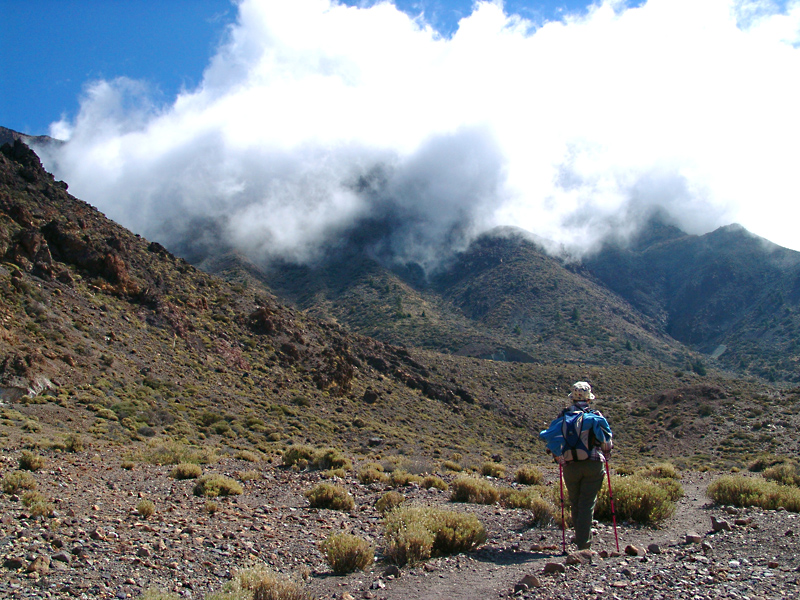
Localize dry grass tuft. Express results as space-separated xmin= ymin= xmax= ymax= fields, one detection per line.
xmin=322 ymin=533 xmax=374 ymax=574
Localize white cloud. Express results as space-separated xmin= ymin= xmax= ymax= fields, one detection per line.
xmin=40 ymin=0 xmax=800 ymax=265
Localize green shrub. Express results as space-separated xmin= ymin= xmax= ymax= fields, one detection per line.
xmin=304 ymin=483 xmax=354 ymax=510
xmin=442 ymin=460 xmax=463 ymax=472
xmin=450 ymin=477 xmax=500 ymax=505
xmin=205 ymin=501 xmax=219 ymax=515
xmin=237 ymin=470 xmax=261 ymax=482
xmin=384 ymin=506 xmax=486 ymax=566
xmin=140 ymin=441 xmax=216 ymax=465
xmin=322 ymin=468 xmax=346 ymax=480
xmin=595 ymin=475 xmax=677 ymax=524
xmin=707 ymin=475 xmax=800 ymax=512
xmin=515 ymin=465 xmax=543 ymax=486
xmin=358 ymin=467 xmax=390 ymax=485
xmin=323 ymin=533 xmax=374 ymax=574
xmin=390 ymin=470 xmax=423 ymax=487
xmin=136 ymin=499 xmax=156 ymax=519
xmin=21 ymin=490 xmax=46 ymax=507
xmin=2 ymin=471 xmax=37 ymax=494
xmin=171 ymin=463 xmax=203 ymax=480
xmin=19 ymin=450 xmax=46 ymax=472
xmin=236 ymin=450 xmax=262 ymax=463
xmin=29 ymin=500 xmax=54 ymax=518
xmin=422 ymin=475 xmax=448 ymax=491
xmin=763 ymin=462 xmax=800 ymax=487
xmin=376 ymin=491 xmax=405 ymax=514
xmin=194 ymin=474 xmax=244 ymax=497
xmin=64 ymin=434 xmax=86 ymax=453
xmin=637 ymin=462 xmax=680 ymax=480
xmin=481 ymin=461 xmax=506 ymax=478
xmin=212 ymin=564 xmax=311 ymax=600
xmin=283 ymin=445 xmax=352 ymax=472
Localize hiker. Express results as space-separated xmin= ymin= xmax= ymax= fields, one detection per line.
xmin=539 ymin=381 xmax=613 ymax=550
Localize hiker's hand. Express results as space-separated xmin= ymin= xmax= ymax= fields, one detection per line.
xmin=601 ymin=441 xmax=612 ymax=454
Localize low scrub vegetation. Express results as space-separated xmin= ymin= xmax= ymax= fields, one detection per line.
xmin=19 ymin=450 xmax=46 ymax=472
xmin=384 ymin=506 xmax=487 ymax=566
xmin=450 ymin=476 xmax=500 ymax=505
xmin=136 ymin=499 xmax=156 ymax=519
xmin=707 ymin=475 xmax=800 ymax=512
xmin=422 ymin=475 xmax=448 ymax=491
xmin=139 ymin=441 xmax=217 ymax=466
xmin=2 ymin=471 xmax=37 ymax=494
xmin=376 ymin=490 xmax=405 ymax=514
xmin=283 ymin=445 xmax=352 ymax=472
xmin=193 ymin=474 xmax=244 ymax=497
xmin=171 ymin=462 xmax=203 ymax=480
xmin=481 ymin=461 xmax=506 ymax=478
xmin=762 ymin=461 xmax=800 ymax=487
xmin=595 ymin=475 xmax=678 ymax=523
xmin=358 ymin=466 xmax=390 ymax=485
xmin=304 ymin=482 xmax=354 ymax=510
xmin=637 ymin=462 xmax=680 ymax=480
xmin=206 ymin=563 xmax=311 ymax=600
xmin=322 ymin=533 xmax=374 ymax=574
xmin=515 ymin=465 xmax=543 ymax=485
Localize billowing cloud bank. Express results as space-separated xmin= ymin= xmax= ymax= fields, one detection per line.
xmin=41 ymin=0 xmax=800 ymax=269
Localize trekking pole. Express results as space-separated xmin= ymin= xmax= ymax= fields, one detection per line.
xmin=605 ymin=460 xmax=620 ymax=553
xmin=559 ymin=462 xmax=566 ymax=555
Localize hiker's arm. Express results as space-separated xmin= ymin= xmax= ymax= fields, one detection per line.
xmin=593 ymin=416 xmax=613 ymax=453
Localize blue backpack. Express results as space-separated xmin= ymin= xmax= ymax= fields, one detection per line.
xmin=540 ymin=407 xmax=601 ymax=461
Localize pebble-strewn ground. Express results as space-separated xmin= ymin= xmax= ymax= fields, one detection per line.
xmin=1 ymin=449 xmax=798 ymax=600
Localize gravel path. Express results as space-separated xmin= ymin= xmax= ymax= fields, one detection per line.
xmin=1 ymin=450 xmax=799 ymax=600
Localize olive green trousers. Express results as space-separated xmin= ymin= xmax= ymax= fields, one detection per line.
xmin=562 ymin=459 xmax=606 ymax=550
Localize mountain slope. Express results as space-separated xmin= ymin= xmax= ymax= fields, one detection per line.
xmin=245 ymin=227 xmax=699 ymax=371
xmin=584 ymin=218 xmax=800 ymax=382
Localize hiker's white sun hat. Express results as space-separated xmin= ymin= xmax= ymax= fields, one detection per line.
xmin=568 ymin=381 xmax=595 ymax=401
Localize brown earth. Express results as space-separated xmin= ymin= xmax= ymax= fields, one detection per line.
xmin=1 ymin=445 xmax=798 ymax=600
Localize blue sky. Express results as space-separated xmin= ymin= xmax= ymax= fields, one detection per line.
xmin=2 ymin=0 xmax=799 ymax=258
xmin=1 ymin=0 xmax=607 ymax=136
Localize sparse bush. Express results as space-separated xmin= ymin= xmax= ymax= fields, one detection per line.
xmin=376 ymin=490 xmax=405 ymax=514
xmin=304 ymin=482 xmax=354 ymax=510
xmin=390 ymin=469 xmax=423 ymax=487
xmin=748 ymin=455 xmax=787 ymax=473
xmin=422 ymin=475 xmax=448 ymax=491
xmin=708 ymin=475 xmax=800 ymax=512
xmin=207 ymin=563 xmax=312 ymax=600
xmin=595 ymin=475 xmax=677 ymax=523
xmin=2 ymin=471 xmax=37 ymax=494
xmin=205 ymin=501 xmax=219 ymax=515
xmin=358 ymin=467 xmax=390 ymax=485
xmin=21 ymin=490 xmax=46 ymax=507
xmin=322 ymin=468 xmax=346 ymax=480
xmin=140 ymin=441 xmax=216 ymax=465
xmin=283 ymin=445 xmax=352 ymax=472
xmin=171 ymin=463 xmax=203 ymax=480
xmin=323 ymin=533 xmax=374 ymax=574
xmin=194 ymin=474 xmax=244 ymax=497
xmin=763 ymin=462 xmax=800 ymax=487
xmin=19 ymin=450 xmax=46 ymax=472
xmin=136 ymin=499 xmax=156 ymax=519
xmin=481 ymin=461 xmax=506 ymax=478
xmin=64 ymin=434 xmax=85 ymax=453
xmin=121 ymin=460 xmax=135 ymax=470
xmin=384 ymin=506 xmax=486 ymax=566
xmin=384 ymin=520 xmax=434 ymax=566
xmin=450 ymin=477 xmax=500 ymax=505
xmin=515 ymin=465 xmax=543 ymax=486
xmin=637 ymin=462 xmax=680 ymax=480
xmin=237 ymin=469 xmax=261 ymax=482
xmin=29 ymin=499 xmax=54 ymax=518
xmin=236 ymin=450 xmax=262 ymax=463
xmin=442 ymin=460 xmax=463 ymax=472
